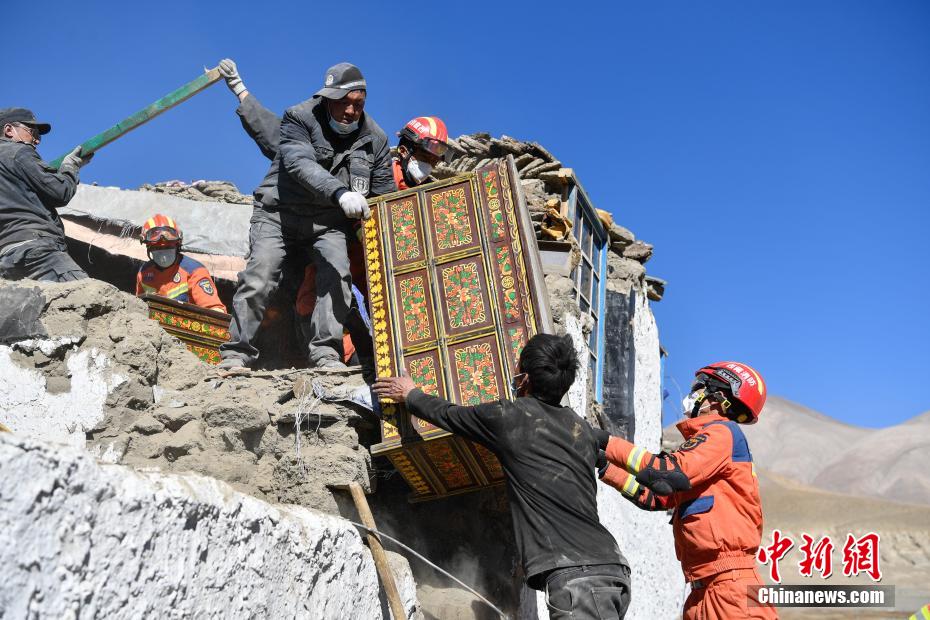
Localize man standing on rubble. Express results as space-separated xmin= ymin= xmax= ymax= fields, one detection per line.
xmin=595 ymin=362 xmax=777 ymax=619
xmin=216 ymin=60 xmax=451 ymax=374
xmin=373 ymin=334 xmax=631 ymax=619
xmin=0 ymin=108 xmax=93 ymax=282
xmin=218 ymin=62 xmax=395 ymax=370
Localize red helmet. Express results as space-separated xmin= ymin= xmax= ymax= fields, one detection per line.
xmin=140 ymin=214 xmax=182 ymax=247
xmin=398 ymin=116 xmax=450 ymax=159
xmin=693 ymin=361 xmax=766 ymax=424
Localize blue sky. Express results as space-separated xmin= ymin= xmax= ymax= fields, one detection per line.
xmin=7 ymin=1 xmax=928 ymax=428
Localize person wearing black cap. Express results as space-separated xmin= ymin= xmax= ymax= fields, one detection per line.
xmin=0 ymin=108 xmax=93 ymax=282
xmin=219 ymin=62 xmax=394 ymax=370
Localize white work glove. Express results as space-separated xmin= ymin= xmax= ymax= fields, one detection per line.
xmin=58 ymin=146 xmax=93 ymax=176
xmin=338 ymin=191 xmax=371 ymax=220
xmin=218 ymin=58 xmax=247 ymax=96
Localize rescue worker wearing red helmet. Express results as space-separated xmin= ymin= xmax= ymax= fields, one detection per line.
xmin=594 ymin=362 xmax=777 ymax=620
xmin=393 ymin=116 xmax=450 ymax=190
xmin=136 ymin=214 xmax=227 ymax=312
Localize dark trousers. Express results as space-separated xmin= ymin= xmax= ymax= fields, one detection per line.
xmin=544 ymin=564 xmax=631 ymax=620
xmin=220 ymin=206 xmax=358 ymax=366
xmin=0 ymin=236 xmax=87 ymax=282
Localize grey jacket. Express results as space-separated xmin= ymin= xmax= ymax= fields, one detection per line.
xmin=252 ymin=97 xmax=394 ymax=213
xmin=236 ymin=95 xmax=280 ymax=161
xmin=0 ymin=139 xmax=78 ymax=249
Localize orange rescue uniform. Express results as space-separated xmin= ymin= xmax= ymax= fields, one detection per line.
xmin=391 ymin=158 xmax=410 ymax=191
xmin=601 ymin=413 xmax=777 ymax=619
xmin=136 ymin=255 xmax=227 ymax=312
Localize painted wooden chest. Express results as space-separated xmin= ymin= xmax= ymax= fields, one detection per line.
xmin=365 ymin=157 xmax=551 ymax=501
xmin=141 ymin=294 xmax=231 ymax=365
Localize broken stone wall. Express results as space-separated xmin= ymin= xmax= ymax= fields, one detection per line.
xmin=0 ymin=433 xmax=419 ymax=619
xmin=0 ymin=279 xmax=373 ymax=515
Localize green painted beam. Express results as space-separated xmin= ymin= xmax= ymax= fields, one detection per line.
xmin=49 ymin=66 xmax=222 ymax=169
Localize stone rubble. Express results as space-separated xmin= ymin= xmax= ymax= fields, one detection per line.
xmin=139 ymin=179 xmax=252 ymax=205
xmin=0 ymin=278 xmax=374 ymax=515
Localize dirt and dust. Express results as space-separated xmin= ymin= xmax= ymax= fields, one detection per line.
xmin=0 ymin=278 xmax=375 ymax=514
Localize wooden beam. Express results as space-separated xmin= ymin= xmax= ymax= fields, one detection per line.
xmin=49 ymin=67 xmax=222 ymax=169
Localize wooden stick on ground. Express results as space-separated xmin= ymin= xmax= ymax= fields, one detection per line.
xmin=333 ymin=482 xmax=407 ymax=620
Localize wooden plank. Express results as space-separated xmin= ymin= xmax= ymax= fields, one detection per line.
xmin=507 ymin=155 xmax=554 ymax=334
xmin=49 ymin=67 xmax=222 ymax=169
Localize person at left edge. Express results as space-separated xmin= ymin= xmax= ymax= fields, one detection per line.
xmin=136 ymin=214 xmax=227 ymax=312
xmin=0 ymin=107 xmax=93 ymax=282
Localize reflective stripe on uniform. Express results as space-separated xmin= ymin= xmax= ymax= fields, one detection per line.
xmin=627 ymin=446 xmax=647 ymax=472
xmin=909 ymin=604 xmax=930 ymax=620
xmin=165 ymin=283 xmax=189 ymax=299
xmin=621 ymin=474 xmax=641 ymax=498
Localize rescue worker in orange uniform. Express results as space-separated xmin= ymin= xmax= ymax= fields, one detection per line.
xmin=135 ymin=214 xmax=227 ymax=312
xmin=391 ymin=116 xmax=450 ymax=190
xmin=595 ymin=362 xmax=777 ymax=620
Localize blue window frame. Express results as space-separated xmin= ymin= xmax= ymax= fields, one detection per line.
xmin=567 ymin=183 xmax=608 ymax=402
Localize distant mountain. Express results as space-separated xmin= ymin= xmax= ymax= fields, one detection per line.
xmin=810 ymin=410 xmax=930 ymax=506
xmin=662 ymin=396 xmax=930 ymax=506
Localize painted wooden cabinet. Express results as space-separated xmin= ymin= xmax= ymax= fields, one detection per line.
xmin=364 ymin=157 xmax=551 ymax=501
xmin=141 ymin=294 xmax=231 ymax=365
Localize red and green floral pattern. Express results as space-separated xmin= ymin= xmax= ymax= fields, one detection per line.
xmin=507 ymin=327 xmax=526 ymax=368
xmin=424 ymin=441 xmax=472 ymax=489
xmin=432 ymin=188 xmax=473 ymax=250
xmin=399 ymin=276 xmax=432 ymax=343
xmin=482 ymin=170 xmax=506 ymax=240
xmin=442 ymin=262 xmax=486 ymax=329
xmin=454 ymin=342 xmax=499 ymax=404
xmin=390 ymin=199 xmax=421 ymax=262
xmin=409 ymin=356 xmax=440 ymax=396
xmin=150 ymin=310 xmax=230 ymax=340
xmin=495 ymin=247 xmax=520 ymax=321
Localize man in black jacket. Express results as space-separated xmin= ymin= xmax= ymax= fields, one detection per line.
xmin=218 ymin=62 xmax=395 ymax=370
xmin=0 ymin=108 xmax=93 ymax=282
xmin=373 ymin=334 xmax=631 ymax=619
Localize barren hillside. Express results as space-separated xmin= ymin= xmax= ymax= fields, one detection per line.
xmin=664 ymin=396 xmax=930 ymax=505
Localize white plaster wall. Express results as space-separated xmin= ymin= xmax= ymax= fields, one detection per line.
xmin=563 ymin=313 xmax=589 ymax=414
xmin=0 ymin=341 xmax=125 ymax=447
xmin=0 ymin=433 xmax=419 ymax=620
xmin=598 ymin=293 xmax=686 ymax=620
xmin=540 ymin=298 xmax=684 ymax=620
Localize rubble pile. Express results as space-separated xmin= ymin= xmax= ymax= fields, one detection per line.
xmin=436 ymin=132 xmax=662 ymax=299
xmin=139 ymin=179 xmax=252 ymax=205
xmin=0 ymin=279 xmax=373 ymax=514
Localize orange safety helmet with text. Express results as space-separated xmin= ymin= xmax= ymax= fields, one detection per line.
xmin=140 ymin=214 xmax=182 ymax=247
xmin=693 ymin=361 xmax=766 ymax=424
xmin=398 ymin=116 xmax=450 ymax=159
